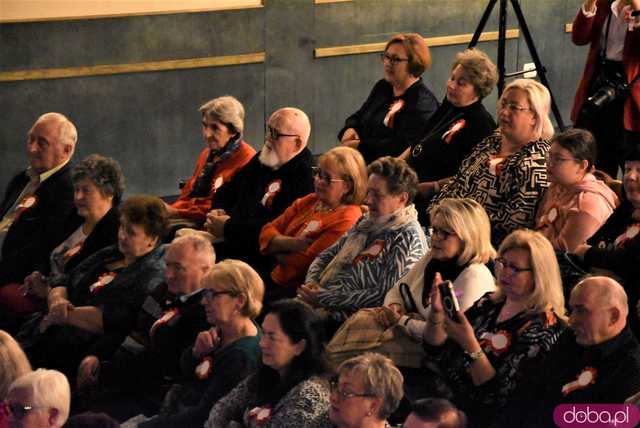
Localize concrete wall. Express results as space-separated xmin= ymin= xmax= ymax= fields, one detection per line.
xmin=0 ymin=0 xmax=586 ymax=196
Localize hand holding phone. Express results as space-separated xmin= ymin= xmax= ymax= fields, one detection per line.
xmin=438 ymin=280 xmax=461 ymax=322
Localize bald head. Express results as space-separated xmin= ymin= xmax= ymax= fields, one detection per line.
xmin=569 ymin=276 xmax=628 ymax=346
xmin=165 ymin=234 xmax=215 ymax=295
xmin=27 ymin=113 xmax=77 ymax=173
xmin=259 ymin=107 xmax=311 ymax=169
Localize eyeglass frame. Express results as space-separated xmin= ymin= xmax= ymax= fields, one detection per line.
xmin=380 ymin=53 xmax=409 ymax=66
xmin=495 ymin=257 xmax=532 ymax=274
xmin=545 ymin=152 xmax=580 ymax=165
xmin=201 ymin=289 xmax=236 ymax=302
xmin=4 ymin=401 xmax=48 ymax=420
xmin=266 ymin=125 xmax=300 ymax=141
xmin=499 ymin=99 xmax=532 ymax=114
xmin=329 ymin=378 xmax=376 ymax=401
xmin=312 ymin=166 xmax=345 ymax=186
xmin=429 ymin=226 xmax=456 ymax=240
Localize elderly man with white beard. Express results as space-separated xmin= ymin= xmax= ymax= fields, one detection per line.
xmin=204 ymin=107 xmax=314 ymax=268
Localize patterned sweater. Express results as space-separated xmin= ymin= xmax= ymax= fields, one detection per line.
xmin=429 ymin=131 xmax=550 ymax=245
xmin=205 ymin=375 xmax=331 ymax=428
xmin=306 ymin=215 xmax=426 ymax=322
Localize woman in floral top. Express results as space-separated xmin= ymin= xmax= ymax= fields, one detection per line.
xmin=422 ymin=229 xmax=567 ymax=426
xmin=205 ymin=299 xmax=330 ymax=428
xmin=429 ymin=78 xmax=554 ymax=245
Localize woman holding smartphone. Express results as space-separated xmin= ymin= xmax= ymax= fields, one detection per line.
xmin=422 ymin=229 xmax=567 ymax=426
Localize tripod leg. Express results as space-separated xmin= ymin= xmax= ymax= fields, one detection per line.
xmin=468 ymin=0 xmax=499 ymax=48
xmin=497 ymin=0 xmax=508 ymax=96
xmin=510 ymin=0 xmax=566 ymax=130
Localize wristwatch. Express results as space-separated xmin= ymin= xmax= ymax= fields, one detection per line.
xmin=463 ymin=349 xmax=484 ymax=364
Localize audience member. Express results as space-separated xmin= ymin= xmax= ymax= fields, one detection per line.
xmin=205 ymin=107 xmax=314 ymax=268
xmin=76 ymin=234 xmax=214 ymax=393
xmin=535 ymin=128 xmax=618 ymax=252
xmin=167 ymin=96 xmax=255 ymax=228
xmin=326 ymin=353 xmax=404 ymax=428
xmin=401 ymin=49 xmax=497 ymax=225
xmin=6 ymin=369 xmax=70 ymax=428
xmin=422 ymin=229 xmax=566 ymax=426
xmin=429 ymin=78 xmax=553 ymax=245
xmin=205 ymin=299 xmax=329 ymax=428
xmin=326 ymin=198 xmax=495 ymax=369
xmin=339 ymin=33 xmax=438 ymax=164
xmin=495 ymin=276 xmax=640 ymax=427
xmin=0 ymin=154 xmax=123 ymax=330
xmin=0 ymin=330 xmax=31 ymax=399
xmin=0 ymin=113 xmax=79 ymax=292
xmin=20 ymin=195 xmax=168 ymax=380
xmin=259 ymin=146 xmax=366 ymax=301
xmin=299 ymin=157 xmax=426 ymax=330
xmin=572 ymin=0 xmax=640 ymax=178
xmin=403 ymin=398 xmax=467 ymax=428
xmin=574 ymin=147 xmax=640 ymax=334
xmin=122 ymin=259 xmax=263 ymax=428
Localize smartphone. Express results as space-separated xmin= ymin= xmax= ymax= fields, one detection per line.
xmin=438 ymin=280 xmax=461 ymax=322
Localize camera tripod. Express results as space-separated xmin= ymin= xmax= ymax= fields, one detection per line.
xmin=468 ymin=0 xmax=566 ymax=130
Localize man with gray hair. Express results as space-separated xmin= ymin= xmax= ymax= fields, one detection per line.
xmin=6 ymin=368 xmax=71 ymax=428
xmin=494 ymin=276 xmax=640 ymax=427
xmin=204 ymin=107 xmax=314 ymax=267
xmin=0 ymin=113 xmax=80 ymax=324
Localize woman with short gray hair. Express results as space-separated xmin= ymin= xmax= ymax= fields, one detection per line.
xmin=0 ymin=154 xmax=123 ymax=324
xmin=327 ymin=353 xmax=404 ymax=428
xmin=168 ymin=95 xmax=256 ymax=227
xmin=401 ymin=48 xmax=498 ymax=225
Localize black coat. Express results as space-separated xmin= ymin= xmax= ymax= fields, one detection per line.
xmin=338 ymin=78 xmax=438 ymax=164
xmin=0 ymin=164 xmax=82 ymax=285
xmin=212 ymin=149 xmax=314 ymax=264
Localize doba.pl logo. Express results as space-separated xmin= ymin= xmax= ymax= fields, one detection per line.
xmin=553 ymin=404 xmax=640 ymax=427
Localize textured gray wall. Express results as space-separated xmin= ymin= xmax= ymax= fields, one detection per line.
xmin=0 ymin=0 xmax=586 ymax=197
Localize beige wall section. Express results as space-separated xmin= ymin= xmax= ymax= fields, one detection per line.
xmin=0 ymin=0 xmax=263 ymax=23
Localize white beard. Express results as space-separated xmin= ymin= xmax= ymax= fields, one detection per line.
xmin=258 ymin=144 xmax=282 ymax=169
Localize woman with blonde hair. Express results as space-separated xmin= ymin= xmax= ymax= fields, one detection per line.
xmin=430 ymin=78 xmax=554 ymax=245
xmin=326 ymin=198 xmax=495 ymax=368
xmin=0 ymin=330 xmax=31 ymax=398
xmin=422 ymin=229 xmax=566 ymax=426
xmin=259 ymin=147 xmax=367 ymax=301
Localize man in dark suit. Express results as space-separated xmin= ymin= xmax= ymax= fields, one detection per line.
xmin=0 ymin=112 xmax=79 ymax=288
xmin=203 ymin=107 xmax=314 ymax=268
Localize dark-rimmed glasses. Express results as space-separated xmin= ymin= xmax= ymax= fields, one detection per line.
xmin=5 ymin=401 xmax=45 ymax=420
xmin=312 ymin=167 xmax=344 ymax=186
xmin=266 ymin=125 xmax=299 ymax=141
xmin=495 ymin=257 xmax=532 ymax=275
xmin=429 ymin=226 xmax=456 ymax=240
xmin=380 ymin=53 xmax=409 ymax=66
xmin=329 ymin=378 xmax=376 ymax=401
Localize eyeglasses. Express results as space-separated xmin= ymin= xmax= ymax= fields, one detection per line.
xmin=329 ymin=379 xmax=376 ymax=401
xmin=312 ymin=167 xmax=345 ymax=185
xmin=499 ymin=99 xmax=531 ymax=113
xmin=429 ymin=226 xmax=456 ymax=240
xmin=495 ymin=258 xmax=532 ymax=275
xmin=546 ymin=152 xmax=579 ymax=165
xmin=5 ymin=401 xmax=45 ymax=420
xmin=266 ymin=125 xmax=299 ymax=141
xmin=380 ymin=53 xmax=409 ymax=66
xmin=201 ymin=289 xmax=234 ymax=302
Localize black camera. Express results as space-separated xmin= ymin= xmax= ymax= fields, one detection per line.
xmin=584 ymin=72 xmax=629 ymax=113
